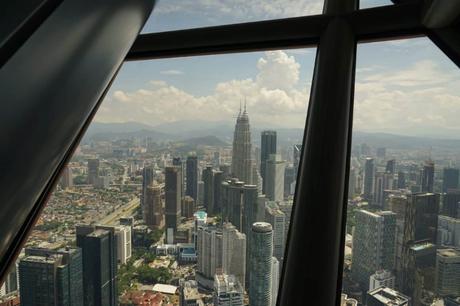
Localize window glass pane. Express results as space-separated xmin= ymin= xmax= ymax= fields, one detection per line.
xmin=342 ymin=37 xmax=460 ymax=306
xmin=7 ymin=49 xmax=316 ymax=306
xmin=142 ymin=0 xmax=323 ymax=33
xmin=360 ymin=0 xmax=393 ymax=9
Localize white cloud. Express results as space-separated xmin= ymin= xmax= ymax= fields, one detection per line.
xmin=354 ymin=59 xmax=460 ymax=136
xmin=155 ymin=0 xmax=323 ymax=20
xmin=160 ymin=69 xmax=184 ymax=75
xmin=95 ymin=51 xmax=309 ymax=128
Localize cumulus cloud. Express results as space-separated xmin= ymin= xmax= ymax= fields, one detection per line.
xmin=155 ymin=0 xmax=323 ymax=19
xmin=95 ymin=51 xmax=310 ymax=128
xmin=354 ymin=59 xmax=460 ymax=136
xmin=160 ymin=70 xmax=184 ymax=75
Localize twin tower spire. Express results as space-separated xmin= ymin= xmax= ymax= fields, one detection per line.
xmin=231 ymin=99 xmax=253 ymax=184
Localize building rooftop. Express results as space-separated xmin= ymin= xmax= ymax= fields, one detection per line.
xmin=368 ymin=287 xmax=410 ymax=305
xmin=437 ymin=248 xmax=460 ymax=258
xmin=152 ymin=284 xmax=178 ymax=295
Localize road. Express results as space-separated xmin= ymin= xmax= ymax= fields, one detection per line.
xmin=99 ymin=197 xmax=140 ymax=225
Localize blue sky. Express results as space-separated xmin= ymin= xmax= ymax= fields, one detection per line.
xmin=95 ymin=0 xmax=460 ymax=138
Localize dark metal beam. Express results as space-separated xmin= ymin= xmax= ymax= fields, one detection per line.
xmin=277 ymin=0 xmax=358 ymax=305
xmin=0 ymin=0 xmax=154 ymax=283
xmin=427 ymin=24 xmax=460 ymax=68
xmin=126 ymin=2 xmax=423 ymax=61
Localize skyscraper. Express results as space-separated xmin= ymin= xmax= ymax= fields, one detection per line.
xmin=173 ymin=157 xmax=185 ymax=194
xmin=203 ymin=166 xmax=215 ymax=214
xmin=165 ymin=166 xmax=182 ymax=232
xmin=364 ymin=158 xmax=375 ymax=203
xmin=143 ymin=183 xmax=163 ymax=229
xmin=249 ymin=222 xmax=273 ymax=306
xmin=437 ymin=215 xmax=460 ymax=247
xmin=142 ymin=166 xmax=154 ymax=210
xmin=213 ymin=273 xmax=244 ymax=306
xmin=265 ymin=202 xmax=286 ymax=263
xmin=386 ymin=159 xmax=396 ymax=175
xmin=388 ymin=193 xmax=409 ymax=288
xmin=95 ymin=225 xmax=132 ymax=265
xmin=77 ymin=229 xmax=117 ymax=306
xmin=260 ymin=131 xmax=277 ymax=194
xmin=421 ymin=161 xmax=435 ymax=193
xmin=265 ymin=154 xmax=285 ymax=202
xmin=435 ymin=248 xmax=460 ymax=297
xmin=196 ymin=225 xmax=222 ymax=281
xmin=293 ymin=144 xmax=302 ymax=178
xmin=351 ymin=210 xmax=396 ymax=291
xmin=403 ymin=193 xmax=440 ymax=245
xmin=60 ymin=165 xmax=73 ymax=189
xmin=186 ymin=155 xmax=198 ymax=201
xmin=443 ymin=168 xmax=459 ymax=193
xmin=87 ymin=158 xmax=99 ymax=185
xmin=271 ymin=257 xmax=280 ymax=306
xmin=222 ymin=223 xmax=246 ymax=289
xmin=20 ymin=248 xmax=83 ymax=306
xmin=397 ymin=171 xmax=406 ymax=189
xmin=213 ymin=170 xmax=224 ymax=215
xmin=443 ymin=190 xmax=460 ymax=218
xmin=231 ymin=105 xmax=253 ymax=184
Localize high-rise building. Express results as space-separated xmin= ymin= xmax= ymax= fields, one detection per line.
xmin=231 ymin=105 xmax=253 ymax=184
xmin=435 ymin=248 xmax=460 ymax=297
xmin=203 ymin=166 xmax=215 ymax=214
xmin=142 ymin=166 xmax=155 ymax=210
xmin=386 ymin=160 xmax=396 ymax=175
xmin=397 ymin=171 xmax=406 ymax=189
xmin=364 ymin=158 xmax=375 ymax=202
xmin=348 ymin=168 xmax=357 ymax=199
xmin=351 ymin=210 xmax=396 ymax=290
xmin=260 ymin=131 xmax=277 ymax=194
xmin=278 ymin=200 xmax=293 ymax=240
xmin=60 ymin=165 xmax=73 ymax=189
xmin=213 ymin=273 xmax=244 ymax=306
xmin=186 ymin=155 xmax=198 ymax=201
xmin=421 ymin=161 xmax=435 ymax=193
xmin=196 ymin=226 xmax=222 ymax=280
xmin=400 ymin=241 xmax=436 ymax=303
xmin=249 ymin=222 xmax=273 ymax=306
xmin=293 ymin=144 xmax=302 ymax=177
xmin=443 ymin=190 xmax=460 ymax=218
xmin=165 ymin=166 xmax=182 ymax=232
xmin=265 ymin=202 xmax=286 ymax=263
xmin=95 ymin=225 xmax=132 ymax=265
xmin=367 ymin=287 xmax=410 ymax=306
xmin=271 ymin=257 xmax=280 ymax=306
xmin=265 ymin=154 xmax=285 ymax=202
xmin=443 ymin=168 xmax=459 ymax=193
xmin=369 ymin=270 xmax=396 ymax=291
xmin=388 ymin=193 xmax=409 ymax=287
xmin=222 ymin=223 xmax=246 ymax=289
xmin=143 ymin=183 xmax=164 ymax=229
xmin=284 ymin=166 xmax=295 ymax=198
xmin=437 ymin=215 xmax=460 ymax=247
xmin=173 ymin=157 xmax=185 ymax=194
xmin=373 ymin=172 xmax=394 ymax=208
xmin=87 ymin=158 xmax=99 ymax=185
xmin=20 ymin=248 xmax=83 ymax=306
xmin=182 ymin=196 xmax=196 ymax=219
xmin=403 ymin=193 xmax=440 ymax=245
xmin=221 ymin=179 xmax=260 ymax=234
xmin=213 ymin=170 xmax=223 ymax=215
xmin=77 ymin=229 xmax=117 ymax=306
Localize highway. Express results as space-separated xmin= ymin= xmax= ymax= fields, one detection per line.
xmin=99 ymin=197 xmax=140 ymax=225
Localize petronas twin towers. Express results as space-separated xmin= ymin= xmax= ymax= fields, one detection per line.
xmin=231 ymin=103 xmax=254 ymax=185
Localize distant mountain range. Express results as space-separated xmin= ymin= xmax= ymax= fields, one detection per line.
xmin=83 ymin=121 xmax=460 ymax=150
